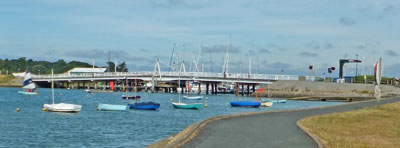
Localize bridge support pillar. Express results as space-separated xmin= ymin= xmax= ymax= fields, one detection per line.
xmin=198 ymin=82 xmax=201 ymax=94
xmin=252 ymin=85 xmax=255 ymax=92
xmin=214 ymin=83 xmax=218 ymax=95
xmin=241 ymin=84 xmax=244 ymax=96
xmin=206 ymin=83 xmax=209 ymax=95
xmin=247 ymin=84 xmax=250 ymax=96
xmin=211 ymin=83 xmax=214 ymax=95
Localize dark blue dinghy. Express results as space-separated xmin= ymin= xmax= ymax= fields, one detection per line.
xmin=230 ymin=101 xmax=261 ymax=108
xmin=128 ymin=102 xmax=160 ymax=110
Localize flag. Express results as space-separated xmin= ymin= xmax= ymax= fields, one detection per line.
xmin=258 ymin=88 xmax=263 ymax=93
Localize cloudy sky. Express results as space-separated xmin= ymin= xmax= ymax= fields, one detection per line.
xmin=1 ymin=0 xmax=399 ymax=77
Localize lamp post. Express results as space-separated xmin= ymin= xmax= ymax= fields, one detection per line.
xmin=38 ymin=69 xmax=40 ymax=76
xmin=355 ymin=54 xmax=358 ymax=76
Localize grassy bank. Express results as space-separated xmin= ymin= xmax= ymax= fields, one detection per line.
xmin=0 ymin=75 xmax=15 ymax=83
xmin=299 ymin=102 xmax=400 ymax=148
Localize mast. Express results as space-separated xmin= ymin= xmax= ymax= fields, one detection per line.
xmin=221 ymin=35 xmax=231 ymax=75
xmin=169 ymin=43 xmax=176 ymax=72
xmin=134 ymin=77 xmax=137 ymax=103
xmin=51 ymin=69 xmax=54 ymax=104
xmin=125 ymin=77 xmax=128 ymax=100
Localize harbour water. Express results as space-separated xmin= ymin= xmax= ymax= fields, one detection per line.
xmin=0 ymin=87 xmax=345 ymax=147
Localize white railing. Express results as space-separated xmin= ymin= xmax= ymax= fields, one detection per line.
xmin=32 ymin=71 xmax=299 ymax=81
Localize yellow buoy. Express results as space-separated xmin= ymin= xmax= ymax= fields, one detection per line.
xmin=16 ymin=108 xmax=20 ymax=112
xmin=204 ymin=104 xmax=208 ymax=108
xmin=205 ymin=100 xmax=208 ymax=103
xmin=97 ymin=107 xmax=100 ymax=111
xmin=42 ymin=108 xmax=47 ymax=111
xmin=170 ymin=99 xmax=173 ymax=102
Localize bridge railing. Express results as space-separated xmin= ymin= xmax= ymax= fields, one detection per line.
xmin=32 ymin=71 xmax=299 ymax=81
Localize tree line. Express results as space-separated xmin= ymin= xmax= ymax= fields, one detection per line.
xmin=0 ymin=57 xmax=128 ymax=74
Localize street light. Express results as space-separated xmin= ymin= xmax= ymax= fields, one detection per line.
xmin=38 ymin=69 xmax=40 ymax=76
xmin=355 ymin=54 xmax=358 ymax=76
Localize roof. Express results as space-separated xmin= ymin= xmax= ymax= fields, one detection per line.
xmin=68 ymin=67 xmax=107 ymax=73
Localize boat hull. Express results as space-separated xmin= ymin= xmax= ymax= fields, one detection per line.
xmin=183 ymin=95 xmax=203 ymax=100
xmin=98 ymin=104 xmax=128 ymax=111
xmin=261 ymin=102 xmax=273 ymax=107
xmin=44 ymin=103 xmax=82 ymax=112
xmin=172 ymin=102 xmax=202 ymax=109
xmin=230 ymin=101 xmax=261 ymax=107
xmin=128 ymin=102 xmax=160 ymax=110
xmin=122 ymin=95 xmax=141 ymax=100
xmin=18 ymin=90 xmax=38 ymax=95
xmin=261 ymin=99 xmax=287 ymax=103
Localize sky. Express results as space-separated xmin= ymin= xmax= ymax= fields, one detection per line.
xmin=0 ymin=0 xmax=399 ymax=77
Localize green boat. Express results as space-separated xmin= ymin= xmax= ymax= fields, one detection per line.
xmin=172 ymin=102 xmax=202 ymax=109
xmin=172 ymin=67 xmax=203 ymax=109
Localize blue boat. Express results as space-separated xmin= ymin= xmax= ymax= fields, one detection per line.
xmin=230 ymin=101 xmax=261 ymax=107
xmin=98 ymin=104 xmax=128 ymax=111
xmin=128 ymin=102 xmax=160 ymax=110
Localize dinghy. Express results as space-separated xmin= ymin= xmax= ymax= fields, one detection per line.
xmin=172 ymin=61 xmax=203 ymax=109
xmin=230 ymin=101 xmax=261 ymax=107
xmin=98 ymin=104 xmax=128 ymax=111
xmin=183 ymin=81 xmax=203 ymax=100
xmin=128 ymin=102 xmax=160 ymax=110
xmin=261 ymin=102 xmax=273 ymax=107
xmin=183 ymin=95 xmax=203 ymax=100
xmin=262 ymin=98 xmax=287 ymax=103
xmin=18 ymin=71 xmax=38 ymax=95
xmin=172 ymin=102 xmax=202 ymax=109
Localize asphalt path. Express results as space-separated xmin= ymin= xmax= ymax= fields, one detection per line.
xmin=181 ymin=98 xmax=400 ymax=148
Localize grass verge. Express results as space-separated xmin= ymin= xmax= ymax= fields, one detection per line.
xmin=299 ymin=102 xmax=400 ymax=148
xmin=0 ymin=75 xmax=15 ymax=83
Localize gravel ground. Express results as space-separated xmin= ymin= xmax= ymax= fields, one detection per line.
xmin=257 ymin=80 xmax=400 ymax=100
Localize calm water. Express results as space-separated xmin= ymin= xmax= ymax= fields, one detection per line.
xmin=0 ymin=87 xmax=344 ymax=147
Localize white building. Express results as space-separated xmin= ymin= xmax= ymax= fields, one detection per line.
xmin=67 ymin=67 xmax=107 ymax=76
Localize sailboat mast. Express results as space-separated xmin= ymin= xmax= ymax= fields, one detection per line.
xmin=125 ymin=77 xmax=128 ymax=100
xmin=134 ymin=78 xmax=137 ymax=103
xmin=51 ymin=69 xmax=55 ymax=104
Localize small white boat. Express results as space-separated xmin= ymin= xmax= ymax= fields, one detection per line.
xmin=183 ymin=95 xmax=203 ymax=100
xmin=44 ymin=103 xmax=82 ymax=112
xmin=261 ymin=102 xmax=273 ymax=107
xmin=44 ymin=69 xmax=82 ymax=113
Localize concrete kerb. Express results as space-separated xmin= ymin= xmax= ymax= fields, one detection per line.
xmin=150 ymin=98 xmax=388 ymax=148
xmin=297 ymin=119 xmax=324 ymax=148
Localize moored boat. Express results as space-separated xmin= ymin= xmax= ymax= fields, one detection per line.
xmin=122 ymin=95 xmax=141 ymax=100
xmin=43 ymin=69 xmax=82 ymax=113
xmin=172 ymin=102 xmax=202 ymax=109
xmin=98 ymin=104 xmax=128 ymax=111
xmin=261 ymin=98 xmax=287 ymax=103
xmin=183 ymin=95 xmax=203 ymax=100
xmin=44 ymin=103 xmax=82 ymax=112
xmin=230 ymin=101 xmax=261 ymax=107
xmin=261 ymin=102 xmax=273 ymax=107
xmin=128 ymin=102 xmax=160 ymax=110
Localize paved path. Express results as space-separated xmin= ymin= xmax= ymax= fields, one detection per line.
xmin=181 ymin=98 xmax=400 ymax=148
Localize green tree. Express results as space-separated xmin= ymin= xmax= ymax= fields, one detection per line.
xmin=107 ymin=61 xmax=116 ymax=72
xmin=117 ymin=61 xmax=128 ymax=72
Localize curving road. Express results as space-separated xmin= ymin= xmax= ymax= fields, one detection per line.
xmin=181 ymin=98 xmax=400 ymax=148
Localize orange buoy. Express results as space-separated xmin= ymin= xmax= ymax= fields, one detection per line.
xmin=42 ymin=108 xmax=47 ymax=111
